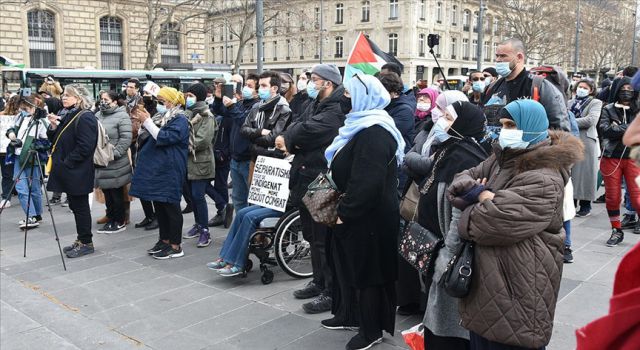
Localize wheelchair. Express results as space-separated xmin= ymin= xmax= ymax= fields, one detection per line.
xmin=244 ymin=208 xmax=313 ymax=284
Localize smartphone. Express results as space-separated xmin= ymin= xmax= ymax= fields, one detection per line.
xmin=222 ymin=83 xmax=235 ymax=99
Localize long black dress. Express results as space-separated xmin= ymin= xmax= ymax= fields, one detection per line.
xmin=329 ymin=125 xmax=399 ymax=341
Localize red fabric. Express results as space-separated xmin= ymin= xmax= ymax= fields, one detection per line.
xmin=576 ymin=244 xmax=640 ymax=350
xmin=600 ymin=157 xmax=640 ymax=217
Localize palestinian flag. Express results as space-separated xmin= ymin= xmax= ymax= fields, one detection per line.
xmin=0 ymin=56 xmax=25 ymax=68
xmin=344 ymin=32 xmax=403 ymax=82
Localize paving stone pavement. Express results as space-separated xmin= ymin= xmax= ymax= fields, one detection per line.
xmin=0 ymin=195 xmax=638 ymax=350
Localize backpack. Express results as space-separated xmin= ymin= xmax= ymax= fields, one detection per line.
xmin=93 ymin=120 xmax=114 ymax=167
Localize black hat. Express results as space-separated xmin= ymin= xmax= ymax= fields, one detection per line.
xmin=186 ymin=82 xmax=207 ymax=102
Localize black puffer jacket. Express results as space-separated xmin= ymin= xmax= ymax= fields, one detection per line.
xmin=240 ymin=95 xmax=292 ymax=159
xmin=284 ymin=86 xmax=346 ymax=205
xmin=599 ymin=77 xmax=639 ymax=159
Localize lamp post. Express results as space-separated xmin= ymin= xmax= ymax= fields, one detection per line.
xmin=476 ymin=0 xmax=485 ymax=70
xmin=319 ymin=0 xmax=324 ymax=64
xmin=632 ymin=7 xmax=638 ymax=66
xmin=574 ymin=0 xmax=581 ymax=74
xmin=256 ymin=0 xmax=264 ymax=73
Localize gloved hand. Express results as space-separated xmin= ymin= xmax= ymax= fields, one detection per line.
xmin=9 ymin=139 xmax=22 ymax=148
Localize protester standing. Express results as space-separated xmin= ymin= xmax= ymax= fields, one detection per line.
xmin=0 ymin=95 xmax=19 ymax=209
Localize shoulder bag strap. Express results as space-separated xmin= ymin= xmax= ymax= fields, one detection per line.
xmin=50 ymin=110 xmax=86 ymax=155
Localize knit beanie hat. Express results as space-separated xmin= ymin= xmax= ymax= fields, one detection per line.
xmin=158 ymin=87 xmax=185 ymax=107
xmin=312 ymin=64 xmax=342 ymax=86
xmin=186 ymin=82 xmax=207 ymax=102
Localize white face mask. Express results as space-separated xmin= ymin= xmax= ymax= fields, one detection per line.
xmin=297 ymin=79 xmax=308 ymax=92
xmin=431 ymin=107 xmax=444 ymax=123
xmin=499 ymin=128 xmax=529 ymax=149
xmin=576 ymin=87 xmax=589 ymax=98
xmin=416 ymin=102 xmax=431 ymax=112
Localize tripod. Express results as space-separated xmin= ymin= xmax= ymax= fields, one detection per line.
xmin=0 ymin=117 xmax=66 ymax=270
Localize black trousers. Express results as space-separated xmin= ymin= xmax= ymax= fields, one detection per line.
xmin=141 ymin=199 xmax=155 ymax=219
xmin=424 ymin=327 xmax=470 ymax=350
xmin=103 ymin=186 xmax=125 ymax=224
xmin=470 ymin=332 xmax=545 ymax=350
xmin=67 ymin=194 xmax=92 ymax=244
xmin=154 ymin=201 xmax=183 ymax=245
xmin=299 ymin=205 xmax=332 ymax=295
xmin=396 ymin=255 xmax=426 ymax=308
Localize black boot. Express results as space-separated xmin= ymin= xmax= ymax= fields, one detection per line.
xmin=181 ymin=204 xmax=193 ymax=214
xmin=208 ymin=211 xmax=224 ymax=227
xmin=144 ymin=218 xmax=159 ymax=231
xmin=135 ymin=217 xmax=155 ymax=228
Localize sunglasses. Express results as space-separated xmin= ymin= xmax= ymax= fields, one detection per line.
xmin=352 ymin=74 xmax=369 ymax=95
xmin=471 ymin=77 xmax=486 ymax=82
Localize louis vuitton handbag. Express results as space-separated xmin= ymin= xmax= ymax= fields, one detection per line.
xmin=302 ymin=171 xmax=344 ymax=227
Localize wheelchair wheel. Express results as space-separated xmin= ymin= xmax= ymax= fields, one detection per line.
xmin=274 ymin=209 xmax=313 ymax=279
xmin=245 ymin=258 xmax=253 ymax=272
xmin=261 ymin=270 xmax=274 ymax=284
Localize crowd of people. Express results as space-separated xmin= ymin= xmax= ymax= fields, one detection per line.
xmin=0 ymin=37 xmax=639 ymax=350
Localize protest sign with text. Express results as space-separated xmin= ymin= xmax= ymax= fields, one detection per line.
xmin=248 ymin=156 xmax=291 ymax=212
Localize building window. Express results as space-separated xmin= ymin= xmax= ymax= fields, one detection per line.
xmin=99 ymin=16 xmax=123 ymax=70
xmin=27 ymin=10 xmax=56 ymax=68
xmin=418 ymin=34 xmax=425 ymax=57
xmin=389 ymin=0 xmax=399 ymax=20
xmin=362 ymin=1 xmax=370 ymax=22
xmin=335 ymin=36 xmax=344 ymax=58
xmin=250 ymin=43 xmax=255 ymax=62
xmin=434 ymin=37 xmax=441 ymax=58
xmin=273 ymin=40 xmax=278 ymax=61
xmin=483 ymin=41 xmax=490 ymax=61
xmin=419 ymin=0 xmax=426 ymax=21
xmin=463 ymin=38 xmax=469 ymax=60
xmin=219 ymin=45 xmax=223 ymax=63
xmin=388 ymin=33 xmax=398 ymax=56
xmin=314 ymin=7 xmax=320 ymax=29
xmin=473 ymin=12 xmax=479 ymax=33
xmin=315 ymin=37 xmax=320 ymax=59
xmin=484 ymin=15 xmax=491 ymax=34
xmin=472 ymin=39 xmax=478 ymax=60
xmin=336 ymin=3 xmax=344 ymax=24
xmin=463 ymin=10 xmax=470 ymax=31
xmin=286 ymin=39 xmax=291 ymax=60
xmin=436 ymin=2 xmax=442 ymax=23
xmin=451 ymin=5 xmax=457 ymax=25
xmin=493 ymin=42 xmax=498 ymax=59
xmin=299 ymin=39 xmax=304 ymax=59
xmin=160 ymin=22 xmax=180 ymax=63
xmin=450 ymin=37 xmax=457 ymax=59
xmin=493 ymin=18 xmax=500 ymax=35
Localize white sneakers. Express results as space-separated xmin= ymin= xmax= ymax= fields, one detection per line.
xmin=18 ymin=217 xmax=40 ymax=229
xmin=0 ymin=199 xmax=10 ymax=209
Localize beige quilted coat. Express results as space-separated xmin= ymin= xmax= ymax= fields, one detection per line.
xmin=450 ymin=131 xmax=584 ymax=348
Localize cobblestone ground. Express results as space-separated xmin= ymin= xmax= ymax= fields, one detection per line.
xmin=1 ymin=193 xmax=638 ymax=350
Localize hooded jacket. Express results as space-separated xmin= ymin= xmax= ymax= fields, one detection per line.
xmin=385 ymin=92 xmax=416 ymax=151
xmin=212 ymin=96 xmax=258 ymax=162
xmin=450 ymin=131 xmax=584 ymax=348
xmin=599 ymin=77 xmax=638 ymax=159
xmin=184 ymin=101 xmax=217 ymax=180
xmin=240 ymin=95 xmax=292 ymax=159
xmin=284 ymin=85 xmax=346 ymax=205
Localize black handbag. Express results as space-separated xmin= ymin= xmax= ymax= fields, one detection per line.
xmin=440 ymin=240 xmax=475 ymax=298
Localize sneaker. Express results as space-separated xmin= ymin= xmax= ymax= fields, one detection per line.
xmin=208 ymin=213 xmax=224 ymax=227
xmin=293 ymin=281 xmax=323 ymax=299
xmin=621 ymin=214 xmax=637 ymax=228
xmin=0 ymin=199 xmax=10 ymax=208
xmin=320 ymin=317 xmax=359 ymax=331
xmin=575 ymin=209 xmax=591 ymax=217
xmin=33 ymin=215 xmax=43 ymax=222
xmin=61 ymin=199 xmax=69 ymax=207
xmin=218 ymin=265 xmax=243 ymax=277
xmin=49 ymin=197 xmax=61 ymax=205
xmin=66 ymin=242 xmax=95 ymax=258
xmin=224 ymin=204 xmax=234 ymax=228
xmin=302 ymin=294 xmax=332 ymax=314
xmin=153 ymin=245 xmax=184 ymax=260
xmin=346 ymin=334 xmax=383 ymax=350
xmin=63 ymin=240 xmax=81 ymax=253
xmin=97 ymin=222 xmax=126 ymax=234
xmin=144 ymin=218 xmax=159 ymax=231
xmin=147 ymin=240 xmax=170 ymax=255
xmin=606 ymin=229 xmax=624 ymax=247
xmin=135 ymin=217 xmax=155 ymax=228
xmin=594 ymin=194 xmax=606 ymax=204
xmin=563 ymin=246 xmax=574 ymax=263
xmin=197 ymin=228 xmax=212 ymax=247
xmin=18 ymin=217 xmax=39 ymax=229
xmin=206 ymin=259 xmax=226 ymax=270
xmin=183 ymin=224 xmax=200 ymax=239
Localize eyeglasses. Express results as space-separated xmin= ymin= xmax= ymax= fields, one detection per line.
xmin=352 ymin=74 xmax=369 ymax=95
xmin=471 ymin=77 xmax=486 ymax=82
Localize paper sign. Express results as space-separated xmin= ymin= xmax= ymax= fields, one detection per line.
xmin=248 ymin=156 xmax=291 ymax=212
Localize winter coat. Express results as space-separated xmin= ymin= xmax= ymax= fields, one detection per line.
xmin=129 ymin=113 xmax=189 ymax=204
xmin=451 ymin=131 xmax=584 ymax=348
xmin=330 ymin=125 xmax=399 ymax=288
xmin=569 ymin=97 xmax=602 ymax=201
xmin=184 ymin=101 xmax=217 ymax=180
xmin=240 ymin=95 xmax=292 ymax=159
xmin=212 ymin=97 xmax=258 ymax=162
xmin=213 ymin=111 xmax=232 ymax=165
xmin=284 ymin=86 xmax=346 ymax=206
xmin=46 ymin=108 xmax=98 ymax=196
xmin=403 ymin=122 xmax=435 ymax=184
xmin=600 ymin=102 xmax=638 ymax=159
xmin=0 ymin=114 xmax=15 ymax=154
xmin=289 ymin=91 xmax=312 ymax=122
xmin=385 ymin=93 xmax=416 ymax=152
xmin=94 ymin=106 xmax=132 ymax=189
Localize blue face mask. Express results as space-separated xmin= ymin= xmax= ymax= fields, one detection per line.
xmin=242 ymin=86 xmax=254 ymax=100
xmin=472 ymin=81 xmax=485 ymax=92
xmin=258 ymin=87 xmax=272 ymax=101
xmin=499 ymin=128 xmax=529 ymax=149
xmin=306 ymin=81 xmax=319 ymax=99
xmin=185 ymin=96 xmax=196 ymax=109
xmin=432 ymin=117 xmax=451 ymax=143
xmin=156 ymin=104 xmax=167 ymax=114
xmin=495 ymin=61 xmax=512 ymax=77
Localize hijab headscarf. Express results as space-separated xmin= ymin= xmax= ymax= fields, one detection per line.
xmin=421 ymin=90 xmax=470 ymax=156
xmin=415 ymin=88 xmax=440 ymax=120
xmin=503 ymin=99 xmax=549 ymax=145
xmin=325 ymin=74 xmax=406 ymax=166
xmin=449 ymin=101 xmax=487 ymax=141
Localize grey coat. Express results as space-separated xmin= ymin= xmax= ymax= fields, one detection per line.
xmin=185 ymin=101 xmax=217 ymax=181
xmin=403 ymin=128 xmax=436 ymax=183
xmin=569 ymin=98 xmax=602 ymax=201
xmin=95 ymin=106 xmax=133 ymax=189
xmin=422 ymin=182 xmax=469 ymax=340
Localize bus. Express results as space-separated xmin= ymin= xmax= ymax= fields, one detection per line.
xmin=1 ymin=67 xmax=233 ymax=98
xmin=437 ymin=75 xmax=468 ymax=91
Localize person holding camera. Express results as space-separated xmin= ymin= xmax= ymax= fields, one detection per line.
xmin=38 ymin=75 xmax=63 ymax=99
xmin=47 ymin=84 xmax=98 ymax=258
xmin=5 ymin=94 xmax=49 ymax=228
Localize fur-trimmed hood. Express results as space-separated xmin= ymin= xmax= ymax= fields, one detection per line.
xmin=493 ymin=130 xmax=584 ymax=174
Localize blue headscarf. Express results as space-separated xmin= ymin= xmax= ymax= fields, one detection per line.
xmin=504 ymin=99 xmax=549 ymax=144
xmin=324 ymin=74 xmax=406 ymax=166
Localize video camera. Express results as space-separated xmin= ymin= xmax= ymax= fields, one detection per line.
xmin=427 ymin=34 xmax=440 ymax=49
xmin=18 ymin=87 xmax=48 ymax=120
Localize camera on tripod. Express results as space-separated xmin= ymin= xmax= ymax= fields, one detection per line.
xmin=427 ymin=34 xmax=440 ymax=49
xmin=18 ymin=87 xmax=48 ymax=120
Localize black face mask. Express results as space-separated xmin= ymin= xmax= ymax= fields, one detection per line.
xmin=619 ymin=90 xmax=635 ymax=102
xmin=339 ymin=95 xmax=352 ymax=114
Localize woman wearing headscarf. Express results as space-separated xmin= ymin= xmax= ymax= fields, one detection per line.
xmin=418 ymin=101 xmax=488 ymax=350
xmin=414 ymin=87 xmax=439 ymax=133
xmin=130 ymin=87 xmax=190 ymax=260
xmin=321 ymin=74 xmax=405 ymax=350
xmin=448 ymin=100 xmax=583 ymax=350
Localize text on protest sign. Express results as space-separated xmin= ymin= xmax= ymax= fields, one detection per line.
xmin=248 ymin=156 xmax=291 ymax=212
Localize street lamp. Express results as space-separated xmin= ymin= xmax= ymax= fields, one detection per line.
xmin=476 ymin=0 xmax=486 ymax=70
xmin=574 ymin=0 xmax=581 ymax=75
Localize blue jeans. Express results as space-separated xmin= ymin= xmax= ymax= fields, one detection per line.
xmin=230 ymin=159 xmax=250 ymax=211
xmin=564 ymin=220 xmax=571 ymax=247
xmin=189 ymin=179 xmax=210 ymax=227
xmin=13 ymin=163 xmax=42 ymax=217
xmin=218 ymin=205 xmax=279 ymax=268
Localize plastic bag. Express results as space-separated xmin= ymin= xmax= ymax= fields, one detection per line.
xmin=402 ymin=323 xmax=425 ymax=350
